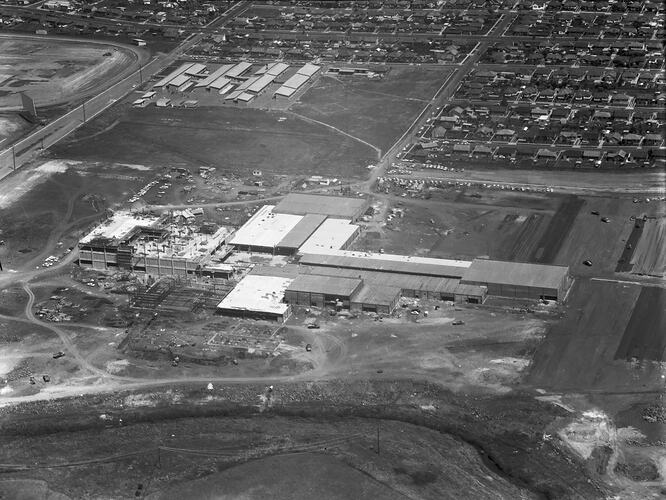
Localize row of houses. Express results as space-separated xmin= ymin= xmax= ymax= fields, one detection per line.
xmin=191 ymin=33 xmax=470 ymax=65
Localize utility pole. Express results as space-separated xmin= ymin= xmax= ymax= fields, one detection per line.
xmin=376 ymin=422 xmax=380 ymax=455
xmin=82 ymin=102 xmax=86 ymax=123
xmin=139 ymin=64 xmax=143 ymax=84
xmin=12 ymin=146 xmax=16 ymax=170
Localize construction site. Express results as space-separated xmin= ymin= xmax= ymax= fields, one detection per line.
xmin=73 ymin=192 xmax=572 ymax=365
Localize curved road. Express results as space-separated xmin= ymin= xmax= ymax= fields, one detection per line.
xmin=0 ymin=33 xmax=148 ymax=112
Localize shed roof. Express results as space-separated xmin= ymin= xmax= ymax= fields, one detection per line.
xmin=297 ymin=63 xmax=321 ymax=77
xmin=282 ymin=73 xmax=310 ymax=89
xmin=461 ymin=259 xmax=568 ymax=290
xmin=286 ymin=274 xmax=362 ymax=297
xmin=299 ymin=253 xmax=469 ymax=278
xmin=276 ymin=213 xmax=327 ymax=250
xmin=352 ymin=284 xmax=401 ymax=307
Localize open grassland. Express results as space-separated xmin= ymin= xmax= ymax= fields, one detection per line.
xmin=51 ymin=106 xmax=375 ymax=180
xmin=0 ymin=37 xmax=138 ymax=110
xmin=292 ymin=67 xmax=453 ymax=153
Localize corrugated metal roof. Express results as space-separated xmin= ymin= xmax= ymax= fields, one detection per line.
xmin=286 ymin=274 xmax=362 ymax=297
xmin=274 ymin=193 xmax=367 ymax=218
xmin=352 ymin=284 xmax=401 ymax=306
xmin=282 ymin=73 xmax=310 ymax=89
xmin=276 ymin=213 xmax=327 ymax=250
xmin=153 ymin=63 xmax=194 ymax=87
xmin=267 ymin=62 xmax=289 ymax=76
xmin=184 ymin=63 xmax=207 ymax=76
xmin=209 ymin=76 xmax=231 ymax=90
xmin=236 ymin=76 xmax=259 ymax=91
xmin=237 ymin=92 xmax=254 ymax=102
xmin=225 ymin=62 xmax=253 ymax=78
xmin=167 ymin=74 xmax=190 ymax=87
xmin=461 ymin=259 xmax=568 ymax=289
xmin=297 ymin=63 xmax=321 ymax=77
xmin=275 ymin=85 xmax=297 ymax=97
xmin=247 ymin=73 xmax=277 ymax=93
xmin=298 ymin=265 xmax=461 ymax=294
xmin=299 ymin=253 xmax=467 ymax=279
xmin=196 ymin=64 xmax=234 ymax=87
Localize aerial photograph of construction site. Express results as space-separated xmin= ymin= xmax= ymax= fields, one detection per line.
xmin=0 ymin=0 xmax=664 ymax=498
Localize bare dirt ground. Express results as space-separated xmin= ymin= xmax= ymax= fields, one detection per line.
xmin=0 ymin=36 xmax=142 ymax=110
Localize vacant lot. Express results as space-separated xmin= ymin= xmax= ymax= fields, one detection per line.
xmin=52 ymin=106 xmax=375 ymax=180
xmin=615 ymin=287 xmax=666 ymax=362
xmin=531 ymin=196 xmax=584 ymax=264
xmin=554 ymin=197 xmax=637 ymax=277
xmin=0 ymin=37 xmax=139 ymax=110
xmin=629 ymin=218 xmax=666 ymax=277
xmin=526 ymin=279 xmax=664 ymax=393
xmin=292 ymin=67 xmax=452 ymax=153
xmin=353 ymin=195 xmax=553 ymax=261
xmin=0 ymin=159 xmax=150 ymax=269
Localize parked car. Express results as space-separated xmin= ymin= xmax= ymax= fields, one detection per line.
xmin=452 ymin=319 xmax=465 ymax=325
xmin=52 ymin=351 xmax=65 ymax=359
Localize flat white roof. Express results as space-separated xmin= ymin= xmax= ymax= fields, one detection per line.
xmin=298 ymin=219 xmax=358 ymax=254
xmin=237 ymin=92 xmax=254 ymax=102
xmin=80 ymin=211 xmax=160 ymax=244
xmin=217 ymin=275 xmax=292 ymax=316
xmin=230 ymin=205 xmax=303 ymax=249
xmin=297 ymin=63 xmax=321 ymax=77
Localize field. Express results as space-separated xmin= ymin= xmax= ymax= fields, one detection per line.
xmin=292 ymin=67 xmax=452 ymax=153
xmin=352 ymin=192 xmax=556 ymax=261
xmin=614 ymin=287 xmax=666 ymax=362
xmin=0 ymin=36 xmax=140 ymax=110
xmin=526 ymin=279 xmax=664 ymax=393
xmin=51 ymin=106 xmax=375 ymax=180
xmin=628 ymin=218 xmax=666 ymax=277
xmin=0 ymin=114 xmax=31 ymax=145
